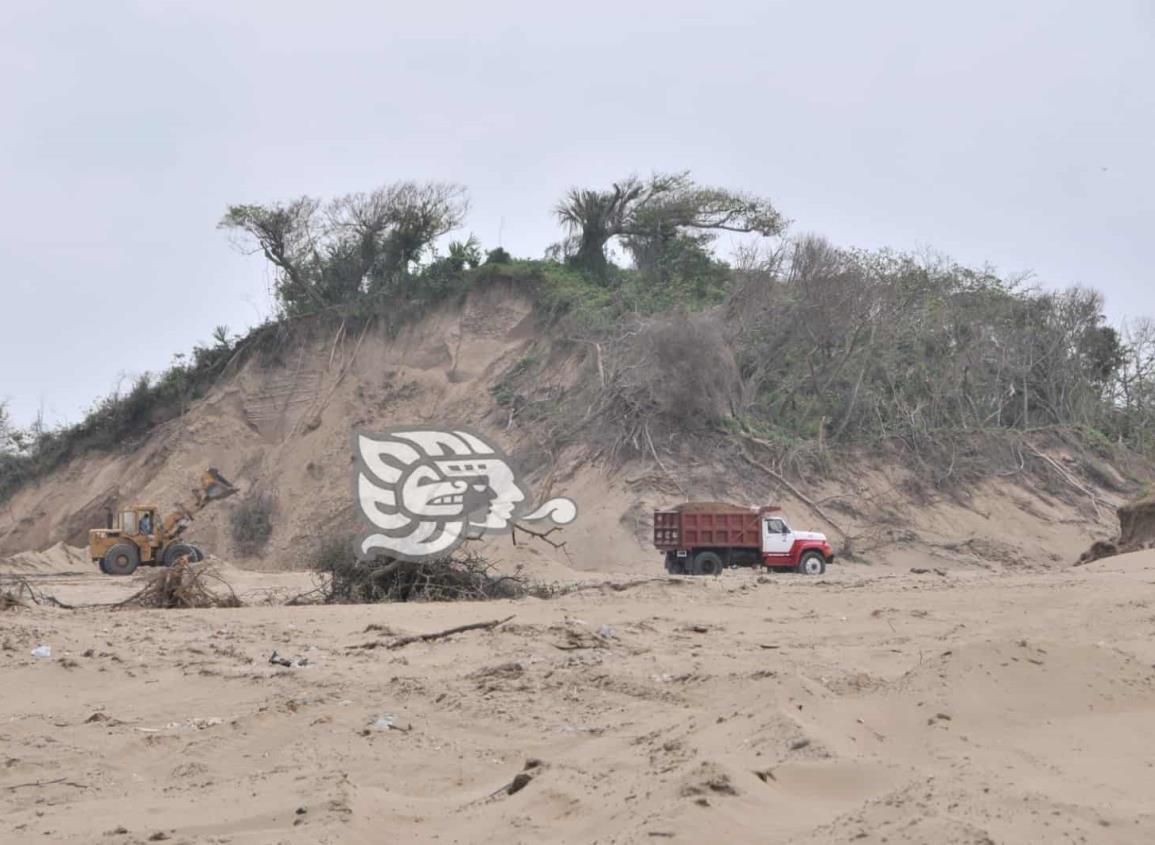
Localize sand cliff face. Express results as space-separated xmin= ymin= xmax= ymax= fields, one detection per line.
xmin=0 ymin=282 xmax=1138 ymax=574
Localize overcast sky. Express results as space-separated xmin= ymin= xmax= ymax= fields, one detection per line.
xmin=1 ymin=1 xmax=1152 ymax=427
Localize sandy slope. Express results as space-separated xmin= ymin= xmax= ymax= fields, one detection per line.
xmin=0 ymin=282 xmax=1133 ymax=576
xmin=3 ymin=552 xmax=1155 ymax=844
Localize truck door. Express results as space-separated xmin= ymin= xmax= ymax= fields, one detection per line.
xmin=762 ymin=517 xmax=793 ymax=556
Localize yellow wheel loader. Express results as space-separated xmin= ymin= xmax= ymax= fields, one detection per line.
xmin=89 ymin=469 xmax=239 ymax=576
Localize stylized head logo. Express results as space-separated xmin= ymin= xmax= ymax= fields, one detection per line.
xmin=354 ymin=428 xmax=577 ymax=560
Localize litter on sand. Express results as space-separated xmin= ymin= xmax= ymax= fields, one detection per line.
xmin=370 ymin=713 xmax=397 ymax=731
xmin=368 ymin=713 xmax=412 ymax=733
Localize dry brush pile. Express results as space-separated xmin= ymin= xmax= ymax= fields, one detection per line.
xmin=117 ymin=560 xmax=243 ymax=610
xmin=315 ymin=544 xmax=528 ymax=604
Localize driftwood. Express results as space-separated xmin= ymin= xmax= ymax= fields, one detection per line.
xmin=562 ymin=577 xmax=682 ymax=594
xmin=4 ymin=776 xmax=86 ymax=791
xmin=361 ymin=615 xmax=515 ymax=651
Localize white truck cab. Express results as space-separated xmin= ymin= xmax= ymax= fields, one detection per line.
xmin=761 ymin=515 xmax=833 ymax=574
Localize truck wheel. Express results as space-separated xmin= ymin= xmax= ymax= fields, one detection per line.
xmin=162 ymin=543 xmax=197 ymax=567
xmin=691 ymin=551 xmax=723 ymax=576
xmin=664 ymin=553 xmax=686 ymax=575
xmin=797 ymin=551 xmax=826 ymax=576
xmin=101 ymin=543 xmax=140 ymax=576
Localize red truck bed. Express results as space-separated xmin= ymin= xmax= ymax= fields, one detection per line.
xmin=653 ymin=503 xmax=774 ymax=550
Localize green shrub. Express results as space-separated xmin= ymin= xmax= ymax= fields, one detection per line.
xmin=484 ymin=246 xmax=512 ymax=264
xmin=229 ymin=492 xmax=277 ymax=557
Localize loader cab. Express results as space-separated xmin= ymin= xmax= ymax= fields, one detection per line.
xmin=116 ymin=506 xmax=162 ymax=561
xmin=116 ymin=506 xmax=158 ymax=537
xmin=119 ymin=509 xmax=138 ymax=535
xmin=89 ymin=504 xmax=161 ymax=568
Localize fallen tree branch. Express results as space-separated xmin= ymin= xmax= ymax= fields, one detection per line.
xmin=510 ymin=522 xmax=565 ymax=549
xmin=573 ymin=339 xmax=608 ymax=388
xmin=327 ymin=318 xmax=347 ymax=369
xmin=739 ymin=437 xmax=850 ymax=543
xmin=510 ymin=522 xmax=574 ymax=564
xmin=1023 ymin=441 xmax=1103 ymax=519
xmin=284 ymin=583 xmax=329 ymax=606
xmin=644 ymin=423 xmax=686 ymax=496
xmin=289 ymin=317 xmax=373 ymax=439
xmin=560 ymin=577 xmax=685 ymax=594
xmin=378 ymin=615 xmax=515 ymax=650
xmin=4 ymin=777 xmax=86 ymax=791
xmin=0 ymin=577 xmax=80 ymax=610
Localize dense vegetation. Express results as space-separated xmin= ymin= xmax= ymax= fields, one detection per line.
xmin=728 ymin=240 xmax=1149 ymax=445
xmin=2 ymin=172 xmax=1153 ymax=503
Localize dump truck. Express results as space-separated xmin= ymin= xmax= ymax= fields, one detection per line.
xmin=89 ymin=469 xmax=239 ymax=576
xmin=653 ymin=501 xmax=834 ymax=575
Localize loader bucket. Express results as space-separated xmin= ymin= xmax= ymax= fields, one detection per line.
xmin=200 ymin=468 xmax=239 ymax=503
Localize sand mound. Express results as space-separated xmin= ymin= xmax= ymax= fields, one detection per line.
xmin=0 ymin=541 xmax=90 ymax=574
xmin=672 ymin=500 xmax=766 ymax=513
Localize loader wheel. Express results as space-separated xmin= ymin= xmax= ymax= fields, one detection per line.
xmin=797 ymin=551 xmax=826 ymax=576
xmin=163 ymin=543 xmax=197 ymax=567
xmin=101 ymin=543 xmax=140 ymax=576
xmin=691 ymin=551 xmax=723 ymax=576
